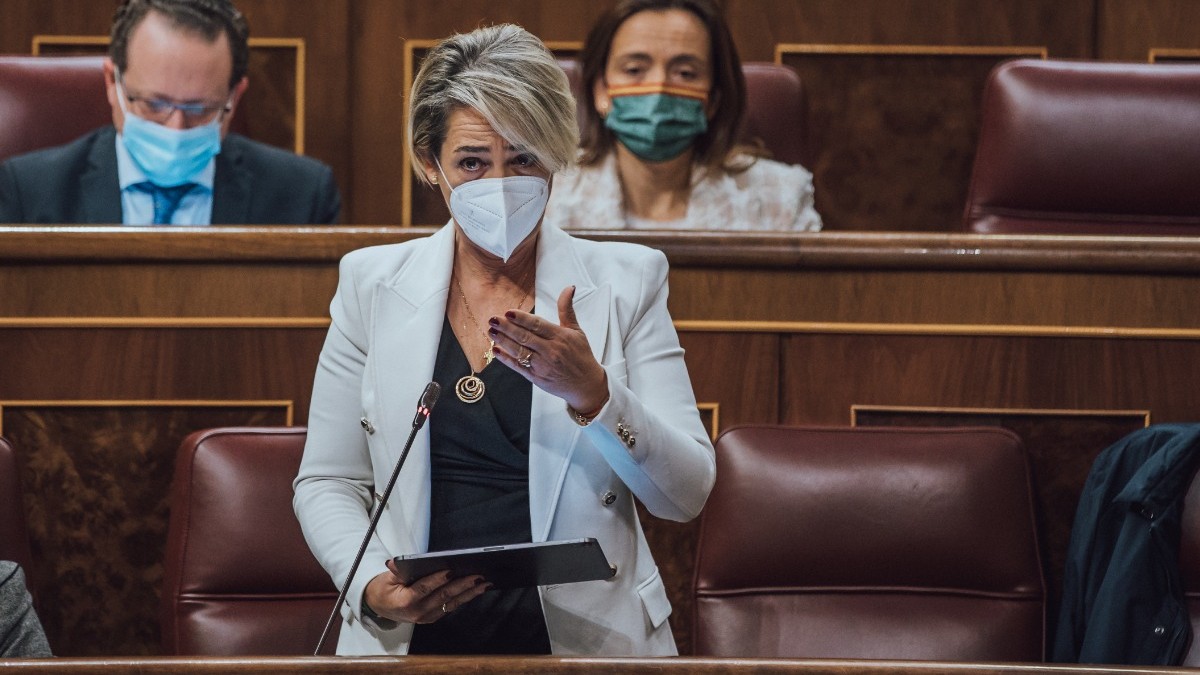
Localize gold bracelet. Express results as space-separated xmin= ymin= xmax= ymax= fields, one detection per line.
xmin=568 ymin=402 xmax=604 ymax=427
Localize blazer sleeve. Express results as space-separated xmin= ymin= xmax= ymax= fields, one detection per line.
xmin=0 ymin=562 xmax=52 ymax=658
xmin=579 ymin=249 xmax=716 ymax=522
xmin=293 ymin=252 xmax=390 ymax=625
xmin=315 ymin=163 xmax=342 ymax=225
xmin=0 ymin=161 xmax=22 ymax=224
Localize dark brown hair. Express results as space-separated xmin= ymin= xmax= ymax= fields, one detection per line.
xmin=109 ymin=0 xmax=250 ymax=90
xmin=578 ymin=0 xmax=750 ymax=174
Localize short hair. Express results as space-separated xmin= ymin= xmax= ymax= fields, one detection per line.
xmin=109 ymin=0 xmax=250 ymax=90
xmin=408 ymin=24 xmax=579 ymax=184
xmin=578 ymin=0 xmax=751 ymax=175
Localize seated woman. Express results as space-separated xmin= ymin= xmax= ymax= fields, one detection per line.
xmin=545 ymin=0 xmax=822 ymax=232
xmin=293 ymin=24 xmax=716 ymax=656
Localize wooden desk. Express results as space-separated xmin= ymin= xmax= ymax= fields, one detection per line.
xmin=0 ymin=657 xmax=1184 ymax=674
xmin=2 ymin=227 xmax=1199 ymax=656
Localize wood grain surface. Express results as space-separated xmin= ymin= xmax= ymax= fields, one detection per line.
xmin=4 ymin=0 xmax=1198 ymax=226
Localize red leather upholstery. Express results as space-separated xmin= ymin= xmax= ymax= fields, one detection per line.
xmin=740 ymin=62 xmax=807 ymax=166
xmin=964 ymin=59 xmax=1200 ymax=235
xmin=559 ymin=60 xmax=807 ymax=165
xmin=161 ymin=427 xmax=338 ymax=655
xmin=0 ymin=437 xmax=35 ymax=575
xmin=0 ymin=56 xmax=111 ymax=163
xmin=693 ymin=425 xmax=1046 ymax=660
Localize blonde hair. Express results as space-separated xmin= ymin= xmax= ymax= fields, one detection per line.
xmin=408 ymin=24 xmax=578 ymax=184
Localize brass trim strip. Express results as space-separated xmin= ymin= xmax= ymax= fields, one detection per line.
xmin=3 ymin=318 xmax=1200 ymax=339
xmin=400 ymin=40 xmax=433 ymax=228
xmin=697 ymin=402 xmax=720 ymax=441
xmin=0 ymin=317 xmax=330 ymax=328
xmin=31 ymin=35 xmax=109 ymax=53
xmin=774 ymin=43 xmax=1048 ymax=62
xmin=31 ymin=35 xmax=306 ymax=155
xmin=248 ymin=37 xmax=307 ymax=155
xmin=400 ymin=40 xmax=584 ymax=227
xmin=850 ymin=404 xmax=1151 ymax=427
xmin=0 ymin=399 xmax=295 ymax=435
xmin=1149 ymin=48 xmax=1200 ymax=63
xmin=674 ymin=320 xmax=1200 ymax=340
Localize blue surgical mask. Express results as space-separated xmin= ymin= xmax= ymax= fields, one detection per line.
xmin=603 ymin=83 xmax=709 ymax=162
xmin=116 ymin=78 xmax=223 ymax=187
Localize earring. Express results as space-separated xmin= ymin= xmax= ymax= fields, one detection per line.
xmin=430 ymin=174 xmax=438 ymax=185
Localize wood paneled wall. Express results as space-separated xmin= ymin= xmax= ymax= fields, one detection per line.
xmin=3 ymin=0 xmax=1200 ymax=228
xmin=2 ymin=228 xmax=1200 ymax=656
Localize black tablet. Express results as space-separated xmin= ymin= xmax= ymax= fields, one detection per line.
xmin=392 ymin=538 xmax=614 ymax=589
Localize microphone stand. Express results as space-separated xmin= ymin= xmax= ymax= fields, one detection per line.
xmin=314 ymin=383 xmax=441 ymax=655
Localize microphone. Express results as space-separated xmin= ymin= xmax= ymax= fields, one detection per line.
xmin=412 ymin=381 xmax=441 ymax=430
xmin=314 ymin=382 xmax=442 ymax=655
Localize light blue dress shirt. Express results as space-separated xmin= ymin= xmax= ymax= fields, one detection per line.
xmin=115 ymin=133 xmax=217 ymax=226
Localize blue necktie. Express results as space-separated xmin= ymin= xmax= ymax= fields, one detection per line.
xmin=137 ymin=182 xmax=196 ymax=224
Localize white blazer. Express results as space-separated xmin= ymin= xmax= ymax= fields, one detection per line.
xmin=293 ymin=221 xmax=716 ymax=655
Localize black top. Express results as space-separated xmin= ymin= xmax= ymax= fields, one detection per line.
xmin=408 ymin=316 xmax=551 ymax=655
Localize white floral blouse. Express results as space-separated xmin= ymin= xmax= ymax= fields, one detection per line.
xmin=544 ymin=151 xmax=823 ymax=232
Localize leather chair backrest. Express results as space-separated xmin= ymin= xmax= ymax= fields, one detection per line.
xmin=963 ymin=59 xmax=1200 ymax=235
xmin=0 ymin=56 xmax=111 ymax=163
xmin=740 ymin=62 xmax=808 ymax=166
xmin=694 ymin=425 xmax=1046 ymax=660
xmin=160 ymin=427 xmax=337 ymax=655
xmin=0 ymin=437 xmax=35 ymax=576
xmin=558 ymin=60 xmax=807 ymax=166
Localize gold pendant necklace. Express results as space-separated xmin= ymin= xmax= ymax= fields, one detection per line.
xmin=453 ymin=273 xmax=532 ymax=404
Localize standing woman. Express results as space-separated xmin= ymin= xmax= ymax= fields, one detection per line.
xmin=294 ymin=24 xmax=716 ymax=656
xmin=545 ymin=0 xmax=822 ymax=232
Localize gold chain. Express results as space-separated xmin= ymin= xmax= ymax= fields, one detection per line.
xmin=453 ymin=271 xmax=533 ymax=372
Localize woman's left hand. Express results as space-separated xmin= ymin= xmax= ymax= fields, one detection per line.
xmin=489 ymin=285 xmax=609 ymax=415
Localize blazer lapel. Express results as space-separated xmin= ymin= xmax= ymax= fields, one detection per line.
xmin=362 ymin=223 xmax=612 ymax=548
xmin=528 ymin=224 xmax=612 ymax=541
xmin=368 ymin=223 xmax=456 ymax=552
xmin=80 ymin=128 xmax=122 ymax=224
xmin=211 ymin=136 xmax=250 ymax=224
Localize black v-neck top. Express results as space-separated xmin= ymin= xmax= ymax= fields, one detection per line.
xmin=408 ymin=316 xmax=551 ymax=655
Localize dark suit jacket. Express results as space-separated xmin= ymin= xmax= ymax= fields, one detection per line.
xmin=0 ymin=126 xmax=340 ymax=224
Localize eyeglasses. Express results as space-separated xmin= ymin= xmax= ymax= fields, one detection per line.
xmin=118 ymin=78 xmax=232 ymax=125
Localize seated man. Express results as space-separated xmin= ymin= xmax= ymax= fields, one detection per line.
xmin=0 ymin=0 xmax=340 ymax=225
xmin=0 ymin=561 xmax=51 ymax=657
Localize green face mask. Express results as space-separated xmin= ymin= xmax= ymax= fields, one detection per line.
xmin=603 ymin=84 xmax=709 ymax=162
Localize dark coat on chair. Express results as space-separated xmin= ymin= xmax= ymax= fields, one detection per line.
xmin=0 ymin=126 xmax=340 ymax=225
xmin=0 ymin=561 xmax=51 ymax=657
xmin=1053 ymin=424 xmax=1200 ymax=665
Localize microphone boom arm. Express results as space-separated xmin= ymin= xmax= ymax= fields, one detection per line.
xmin=314 ymin=382 xmax=440 ymax=655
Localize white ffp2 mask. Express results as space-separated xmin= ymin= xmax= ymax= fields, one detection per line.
xmin=439 ymin=164 xmax=549 ymax=262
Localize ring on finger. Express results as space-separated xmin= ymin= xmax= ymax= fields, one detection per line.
xmin=517 ymin=348 xmax=533 ymax=369
xmin=441 ymin=603 xmax=448 ymax=614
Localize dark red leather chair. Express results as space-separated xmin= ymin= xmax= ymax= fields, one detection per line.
xmin=964 ymin=59 xmax=1200 ymax=235
xmin=694 ymin=425 xmax=1046 ymax=660
xmin=0 ymin=55 xmax=111 ymax=163
xmin=559 ymin=60 xmax=808 ymax=166
xmin=0 ymin=436 xmax=35 ymax=576
xmin=161 ymin=427 xmax=338 ymax=655
xmin=740 ymin=62 xmax=808 ymax=167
